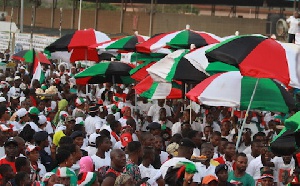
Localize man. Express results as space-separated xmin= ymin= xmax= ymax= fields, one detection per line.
xmin=33 ymin=131 xmax=54 ymax=172
xmin=147 ymin=122 xmax=162 ymax=136
xmin=193 ymin=142 xmax=219 ymax=184
xmin=172 ymin=109 xmax=193 ymax=136
xmin=204 ymin=113 xmax=221 ymax=132
xmin=0 ymin=138 xmax=18 ymax=173
xmin=214 ymin=142 xmax=236 ymax=171
xmin=0 ymin=124 xmax=12 ymax=157
xmin=154 ymin=135 xmax=169 ymax=164
xmin=91 ymin=135 xmax=112 ymax=170
xmin=160 ymin=138 xmax=198 ymax=184
xmin=53 ymin=116 xmax=75 ymax=146
xmin=101 ymin=149 xmax=127 ymax=186
xmin=147 ymin=99 xmax=172 ymax=123
xmin=287 ymin=11 xmax=300 ymax=43
xmin=210 ymin=131 xmax=221 ymax=154
xmin=188 ymin=130 xmax=202 ymax=156
xmin=228 ymin=153 xmax=255 ymax=186
xmin=84 ymin=133 xmax=100 ymax=156
xmin=84 ymin=104 xmax=102 ymax=135
xmin=215 ymin=164 xmax=234 ymax=186
xmin=245 ymin=140 xmax=262 ymax=163
xmin=13 ymin=136 xmax=26 ymax=157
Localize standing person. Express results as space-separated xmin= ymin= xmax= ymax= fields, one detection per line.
xmin=0 ymin=138 xmax=18 ymax=173
xmin=25 ymin=145 xmax=47 ymax=181
xmin=91 ymin=135 xmax=112 ymax=171
xmin=147 ymin=99 xmax=172 ymax=123
xmin=215 ymin=164 xmax=234 ymax=186
xmin=125 ymin=141 xmax=143 ymax=184
xmin=101 ymin=149 xmax=127 ymax=186
xmin=84 ymin=105 xmax=102 ymax=135
xmin=259 ymin=170 xmax=274 ymax=186
xmin=154 ymin=135 xmax=169 ymax=164
xmin=214 ymin=142 xmax=236 ymax=171
xmin=227 ymin=153 xmax=255 ymax=186
xmin=287 ymin=11 xmax=300 ymax=43
xmin=53 ymin=116 xmax=75 ymax=146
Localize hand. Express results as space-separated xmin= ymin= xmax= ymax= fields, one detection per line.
xmin=50 ymin=144 xmax=56 ymax=154
xmin=184 ymin=172 xmax=194 ymax=183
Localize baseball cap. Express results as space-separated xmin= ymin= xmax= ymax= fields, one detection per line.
xmin=11 ymin=93 xmax=20 ymax=100
xmin=146 ymin=122 xmax=161 ymax=130
xmin=26 ymin=145 xmax=40 ymax=153
xmin=14 ymin=76 xmax=21 ymax=81
xmin=179 ymin=138 xmax=196 ymax=148
xmin=75 ymin=117 xmax=84 ymax=125
xmin=33 ymin=131 xmax=48 ymax=142
xmin=89 ymin=133 xmax=100 ymax=146
xmin=65 ymin=116 xmax=75 ymax=122
xmin=38 ymin=115 xmax=47 ymax=125
xmin=16 ymin=108 xmax=27 ymax=118
xmin=215 ymin=164 xmax=228 ymax=175
xmin=75 ymin=97 xmax=85 ymax=106
xmin=120 ymin=132 xmax=133 ymax=147
xmin=0 ymin=97 xmax=6 ymax=102
xmin=4 ymin=138 xmax=18 ymax=147
xmin=29 ymin=107 xmax=40 ymax=115
xmin=202 ymin=175 xmax=218 ymax=184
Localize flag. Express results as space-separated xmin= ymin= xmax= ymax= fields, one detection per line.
xmin=31 ymin=50 xmax=45 ymax=86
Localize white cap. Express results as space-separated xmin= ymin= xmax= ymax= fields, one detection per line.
xmin=16 ymin=108 xmax=27 ymax=118
xmin=75 ymin=117 xmax=84 ymax=125
xmin=0 ymin=97 xmax=6 ymax=102
xmin=14 ymin=76 xmax=21 ymax=81
xmin=89 ymin=133 xmax=100 ymax=146
xmin=38 ymin=115 xmax=47 ymax=125
xmin=20 ymin=66 xmax=26 ymax=70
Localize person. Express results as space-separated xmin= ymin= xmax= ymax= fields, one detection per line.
xmin=147 ymin=122 xmax=162 ymax=137
xmin=109 ymin=120 xmax=121 ymax=147
xmin=215 ymin=164 xmax=234 ymax=186
xmin=84 ymin=133 xmax=100 ymax=156
xmin=160 ymin=138 xmax=198 ymax=184
xmin=125 ymin=141 xmax=144 ymax=184
xmin=147 ymin=99 xmax=172 ymax=123
xmin=0 ymin=13 xmax=6 ymax=21
xmin=0 ymin=164 xmax=15 ymax=185
xmin=41 ymin=172 xmax=59 ymax=186
xmin=259 ymin=171 xmax=274 ymax=186
xmin=0 ymin=138 xmax=18 ymax=173
xmin=227 ymin=153 xmax=255 ymax=186
xmin=114 ymin=173 xmax=134 ymax=186
xmin=101 ymin=149 xmax=127 ymax=186
xmin=245 ymin=140 xmax=263 ymax=163
xmin=272 ymin=155 xmax=295 ymax=185
xmin=139 ymin=146 xmax=165 ymax=186
xmin=91 ymin=135 xmax=112 ymax=171
xmin=214 ymin=142 xmax=235 ymax=171
xmin=0 ymin=124 xmax=11 ymax=157
xmin=84 ymin=105 xmax=102 ymax=135
xmin=154 ymin=135 xmax=169 ymax=164
xmin=287 ymin=11 xmax=300 ymax=43
xmin=188 ymin=130 xmax=202 ymax=156
xmin=210 ymin=131 xmax=221 ymax=154
xmin=53 ymin=116 xmax=75 ymax=146
xmin=25 ymin=144 xmax=47 ymax=180
xmin=15 ymin=157 xmax=31 ymax=174
xmin=15 ymin=171 xmax=32 ymax=186
xmin=79 ymin=156 xmax=94 ymax=173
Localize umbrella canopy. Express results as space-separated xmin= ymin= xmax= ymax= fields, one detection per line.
xmin=45 ymin=28 xmax=110 ymax=62
xmin=135 ymin=76 xmax=182 ymax=99
xmin=146 ymin=49 xmax=209 ymax=83
xmin=136 ymin=26 xmax=221 ymax=53
xmin=130 ymin=61 xmax=156 ymax=81
xmin=74 ymin=61 xmax=135 ymax=85
xmin=271 ymin=111 xmax=300 ymax=156
xmin=205 ymin=35 xmax=300 ymax=88
xmin=12 ymin=49 xmax=51 ymax=65
xmin=186 ymin=71 xmax=295 ymax=113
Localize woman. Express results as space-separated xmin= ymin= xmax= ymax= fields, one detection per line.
xmin=52 ymin=149 xmax=77 ymax=186
xmin=26 ymin=145 xmax=47 ymax=181
xmin=41 ymin=172 xmax=59 ymax=186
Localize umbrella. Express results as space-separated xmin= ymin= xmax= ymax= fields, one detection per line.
xmin=135 ymin=76 xmax=182 ymax=99
xmin=97 ymin=33 xmax=149 ymax=52
xmin=146 ymin=49 xmax=209 ymax=83
xmin=12 ymin=49 xmax=51 ymax=65
xmin=186 ymin=71 xmax=295 ymax=113
xmin=74 ymin=61 xmax=135 ymax=85
xmin=45 ymin=28 xmax=110 ymax=62
xmin=271 ymin=111 xmax=300 ymax=156
xmin=130 ymin=61 xmax=156 ymax=81
xmin=136 ymin=25 xmax=221 ymax=54
xmin=205 ymin=35 xmax=300 ymax=88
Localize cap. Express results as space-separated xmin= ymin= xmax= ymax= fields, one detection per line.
xmin=0 ymin=97 xmax=6 ymax=102
xmin=20 ymin=66 xmax=26 ymax=70
xmin=14 ymin=76 xmax=21 ymax=81
xmin=75 ymin=97 xmax=85 ymax=106
xmin=70 ymin=131 xmax=84 ymax=139
xmin=46 ymin=107 xmax=55 ymax=116
xmin=75 ymin=117 xmax=84 ymax=125
xmin=29 ymin=107 xmax=40 ymax=115
xmin=65 ymin=116 xmax=75 ymax=122
xmin=89 ymin=105 xmax=99 ymax=113
xmin=260 ymin=170 xmax=274 ymax=180
xmin=179 ymin=138 xmax=196 ymax=148
xmin=26 ymin=145 xmax=40 ymax=153
xmin=215 ymin=164 xmax=228 ymax=175
xmin=11 ymin=93 xmax=20 ymax=99
xmin=33 ymin=131 xmax=48 ymax=142
xmin=202 ymin=175 xmax=218 ymax=184
xmin=4 ymin=138 xmax=18 ymax=147
xmin=16 ymin=108 xmax=27 ymax=118
xmin=0 ymin=124 xmax=12 ymax=132
xmin=120 ymin=132 xmax=133 ymax=147
xmin=56 ymin=167 xmax=73 ymax=177
xmin=147 ymin=122 xmax=161 ymax=130
xmin=89 ymin=133 xmax=100 ymax=146
xmin=38 ymin=115 xmax=47 ymax=125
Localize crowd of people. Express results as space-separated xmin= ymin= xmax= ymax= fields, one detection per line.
xmin=0 ymin=60 xmax=298 ymax=186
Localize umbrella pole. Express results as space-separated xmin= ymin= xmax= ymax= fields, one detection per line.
xmin=235 ymin=78 xmax=260 ymax=151
xmin=189 ymin=84 xmax=192 ymax=125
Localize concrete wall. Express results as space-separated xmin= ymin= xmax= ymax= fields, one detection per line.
xmin=5 ymin=7 xmax=267 ymax=37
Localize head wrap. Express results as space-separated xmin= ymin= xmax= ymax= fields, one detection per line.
xmin=77 ymin=172 xmax=97 ymax=186
xmin=79 ymin=156 xmax=94 ymax=174
xmin=114 ymin=173 xmax=131 ymax=186
xmin=53 ymin=99 xmax=68 ymax=125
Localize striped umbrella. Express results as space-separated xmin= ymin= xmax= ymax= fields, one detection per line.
xmin=136 ymin=25 xmax=221 ymax=54
xmin=12 ymin=49 xmax=51 ymax=65
xmin=130 ymin=61 xmax=156 ymax=81
xmin=205 ymin=35 xmax=300 ymax=88
xmin=135 ymin=76 xmax=182 ymax=99
xmin=186 ymin=71 xmax=295 ymax=113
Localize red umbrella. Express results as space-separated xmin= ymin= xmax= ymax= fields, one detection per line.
xmin=12 ymin=49 xmax=51 ymax=65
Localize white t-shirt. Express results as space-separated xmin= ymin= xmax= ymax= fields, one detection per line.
xmin=85 ymin=116 xmax=102 ymax=135
xmin=139 ymin=164 xmax=162 ymax=186
xmin=272 ymin=156 xmax=295 ymax=185
xmin=148 ymin=104 xmax=171 ymax=122
xmin=160 ymin=157 xmax=194 ymax=178
xmin=84 ymin=146 xmax=97 ymax=156
xmin=91 ymin=152 xmax=111 ymax=171
xmin=287 ymin=16 xmax=300 ymax=34
xmin=246 ymin=155 xmax=263 ymax=181
xmin=193 ymin=162 xmax=217 ymax=183
xmin=160 ymin=151 xmax=169 ymax=164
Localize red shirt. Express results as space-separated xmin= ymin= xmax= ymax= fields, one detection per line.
xmin=0 ymin=158 xmax=16 ymax=173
